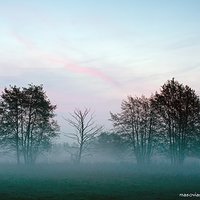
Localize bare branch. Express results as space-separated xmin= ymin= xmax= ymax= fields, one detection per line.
xmin=64 ymin=108 xmax=103 ymax=163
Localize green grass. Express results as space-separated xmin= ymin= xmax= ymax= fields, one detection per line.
xmin=0 ymin=163 xmax=199 ymax=199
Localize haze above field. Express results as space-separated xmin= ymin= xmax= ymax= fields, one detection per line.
xmin=0 ymin=0 xmax=200 ymax=133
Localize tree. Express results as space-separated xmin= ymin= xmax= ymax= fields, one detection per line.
xmin=94 ymin=132 xmax=129 ymax=161
xmin=152 ymin=78 xmax=200 ymax=165
xmin=0 ymin=84 xmax=59 ymax=164
xmin=110 ymin=96 xmax=157 ymax=164
xmin=65 ymin=108 xmax=102 ymax=163
xmin=0 ymin=86 xmax=22 ymax=164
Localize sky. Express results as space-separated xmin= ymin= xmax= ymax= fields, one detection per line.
xmin=0 ymin=0 xmax=200 ymax=139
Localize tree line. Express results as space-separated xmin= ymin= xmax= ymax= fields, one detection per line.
xmin=110 ymin=78 xmax=200 ymax=165
xmin=0 ymin=79 xmax=200 ymax=165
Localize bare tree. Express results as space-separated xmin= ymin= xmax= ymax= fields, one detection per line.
xmin=110 ymin=96 xmax=157 ymax=164
xmin=65 ymin=108 xmax=103 ymax=163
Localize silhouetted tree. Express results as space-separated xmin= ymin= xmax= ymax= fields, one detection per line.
xmin=0 ymin=85 xmax=59 ymax=164
xmin=152 ymin=78 xmax=200 ymax=165
xmin=110 ymin=96 xmax=157 ymax=164
xmin=0 ymin=86 xmax=22 ymax=164
xmin=65 ymin=108 xmax=102 ymax=163
xmin=94 ymin=132 xmax=129 ymax=160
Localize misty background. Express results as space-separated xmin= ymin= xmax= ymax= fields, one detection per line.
xmin=1 ymin=1 xmax=200 ymax=199
xmin=0 ymin=0 xmax=200 ymax=165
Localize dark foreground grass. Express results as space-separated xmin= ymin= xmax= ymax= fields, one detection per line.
xmin=0 ymin=163 xmax=199 ymax=200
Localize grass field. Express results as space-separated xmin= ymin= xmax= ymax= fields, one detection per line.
xmin=0 ymin=163 xmax=199 ymax=200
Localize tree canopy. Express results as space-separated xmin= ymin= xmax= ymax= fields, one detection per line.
xmin=0 ymin=84 xmax=59 ymax=164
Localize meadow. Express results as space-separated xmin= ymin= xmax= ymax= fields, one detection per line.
xmin=0 ymin=163 xmax=199 ymax=200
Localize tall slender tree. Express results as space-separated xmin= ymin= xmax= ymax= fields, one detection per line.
xmin=0 ymin=86 xmax=22 ymax=163
xmin=65 ymin=108 xmax=102 ymax=163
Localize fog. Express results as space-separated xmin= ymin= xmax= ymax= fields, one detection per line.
xmin=0 ymin=143 xmax=200 ymax=200
xmin=0 ymin=142 xmax=200 ymax=168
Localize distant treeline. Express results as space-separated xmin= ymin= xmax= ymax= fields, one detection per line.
xmin=0 ymin=78 xmax=200 ymax=165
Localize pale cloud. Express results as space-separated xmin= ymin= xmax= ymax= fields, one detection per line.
xmin=12 ymin=32 xmax=37 ymax=51
xmin=9 ymin=31 xmax=120 ymax=87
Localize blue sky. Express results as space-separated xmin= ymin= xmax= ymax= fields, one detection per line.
xmin=0 ymin=0 xmax=200 ymax=133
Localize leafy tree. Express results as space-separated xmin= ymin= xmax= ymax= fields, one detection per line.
xmin=0 ymin=84 xmax=59 ymax=164
xmin=110 ymin=96 xmax=157 ymax=164
xmin=152 ymin=78 xmax=200 ymax=165
xmin=94 ymin=132 xmax=129 ymax=160
xmin=0 ymin=86 xmax=22 ymax=163
xmin=65 ymin=108 xmax=102 ymax=163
